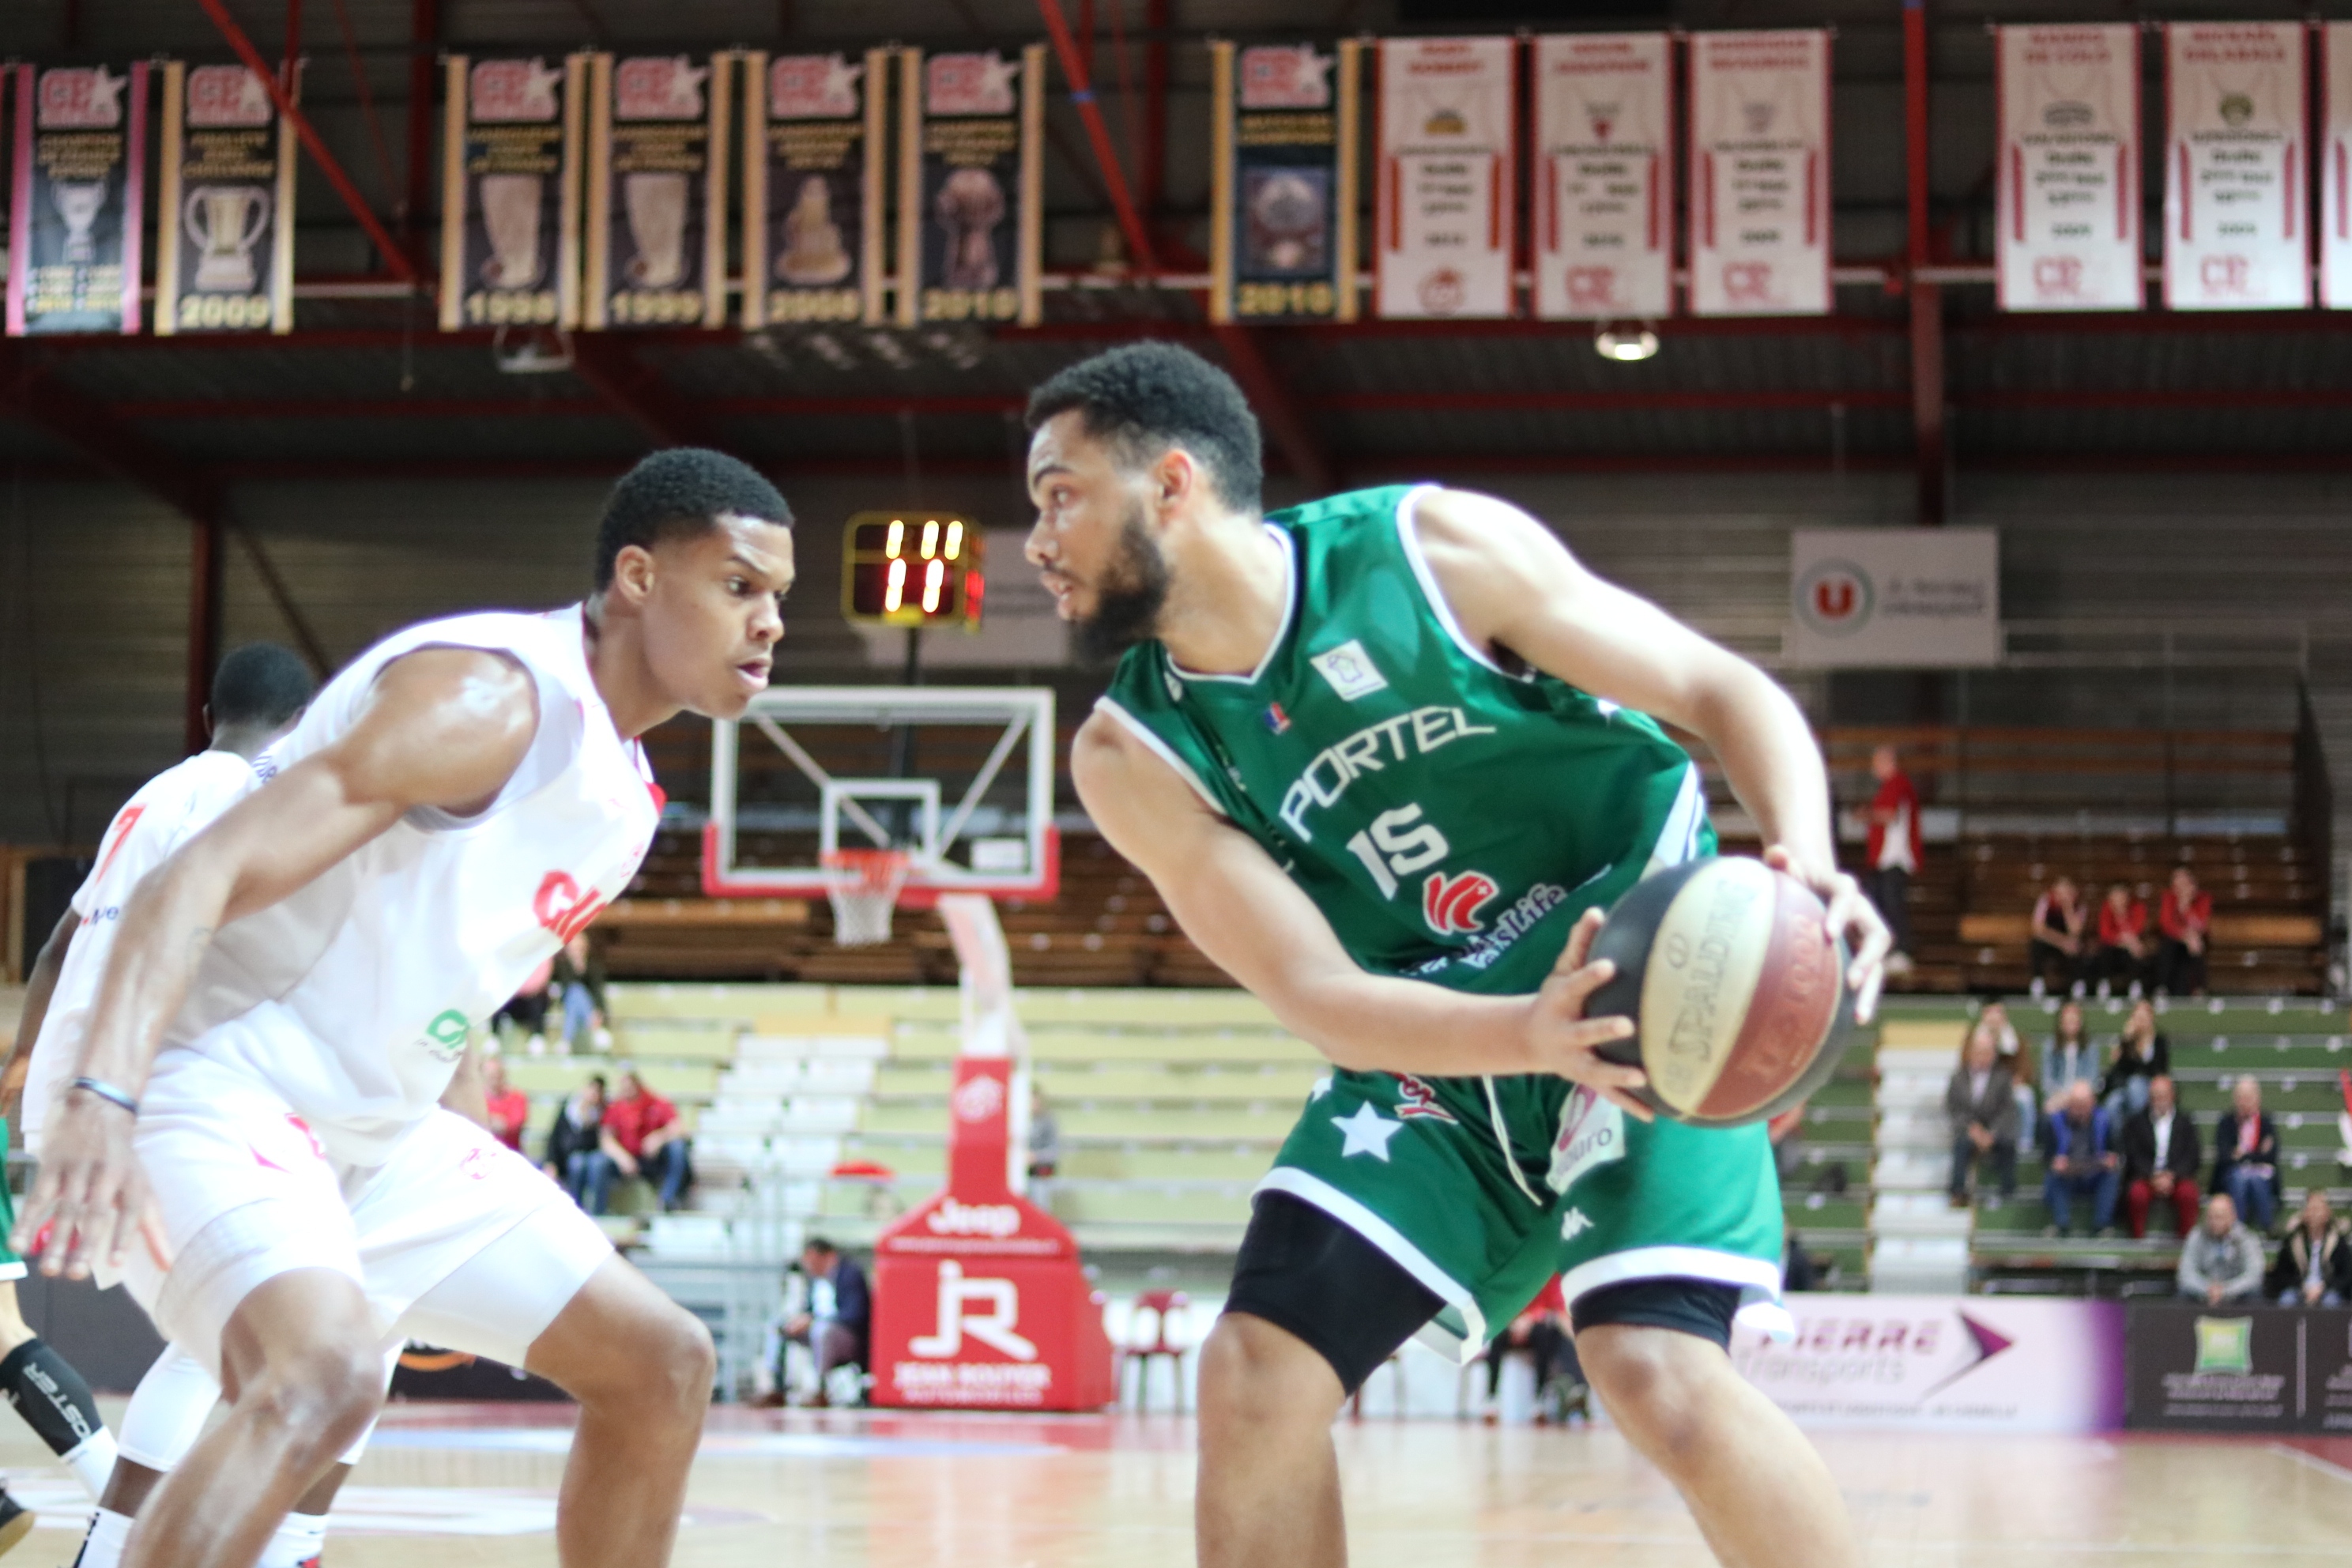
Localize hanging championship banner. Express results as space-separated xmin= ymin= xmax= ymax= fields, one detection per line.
xmin=1687 ymin=31 xmax=1830 ymax=317
xmin=1995 ymin=26 xmax=2143 ymax=311
xmin=1374 ymin=36 xmax=1516 ymax=318
xmin=742 ymin=50 xmax=888 ymax=329
xmin=156 ymin=63 xmax=295 ymax=336
xmin=1533 ymin=33 xmax=1672 ymax=320
xmin=438 ymin=55 xmax=585 ymax=333
xmin=1208 ymin=41 xmax=1363 ymax=325
xmin=8 ymin=63 xmax=147 ymax=336
xmin=896 ymin=48 xmax=1044 ymax=328
xmin=2320 ymin=25 xmax=2352 ymax=307
xmin=584 ymin=54 xmax=730 ymax=330
xmin=2163 ymin=23 xmax=2309 ymax=311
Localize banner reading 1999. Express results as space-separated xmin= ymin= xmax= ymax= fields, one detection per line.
xmin=439 ymin=55 xmax=585 ymax=332
xmin=586 ymin=52 xmax=730 ymax=330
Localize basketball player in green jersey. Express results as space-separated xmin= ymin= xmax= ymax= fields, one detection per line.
xmin=1024 ymin=344 xmax=1886 ymax=1568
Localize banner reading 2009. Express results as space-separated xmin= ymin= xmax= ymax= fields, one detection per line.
xmin=1208 ymin=41 xmax=1361 ymax=325
xmin=1533 ymin=32 xmax=1672 ymax=320
xmin=1375 ymin=36 xmax=1516 ymax=318
xmin=1687 ymin=31 xmax=1830 ymax=317
xmin=156 ymin=62 xmax=296 ymax=335
xmin=898 ymin=48 xmax=1043 ymax=328
xmin=1996 ymin=25 xmax=2142 ymax=311
xmin=439 ymin=55 xmax=585 ymax=332
xmin=2164 ymin=23 xmax=2308 ymax=311
xmin=8 ymin=63 xmax=146 ymax=336
xmin=743 ymin=51 xmax=888 ymax=329
xmin=586 ymin=53 xmax=729 ymax=330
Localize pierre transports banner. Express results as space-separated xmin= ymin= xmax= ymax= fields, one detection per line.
xmin=1785 ymin=528 xmax=2001 ymax=669
xmin=1532 ymin=33 xmax=1672 ymax=321
xmin=2163 ymin=23 xmax=2309 ymax=311
xmin=1208 ymin=41 xmax=1362 ymax=326
xmin=8 ymin=63 xmax=146 ymax=336
xmin=438 ymin=55 xmax=585 ymax=333
xmin=2324 ymin=24 xmax=2352 ymax=308
xmin=1995 ymin=25 xmax=2143 ymax=311
xmin=1733 ymin=1295 xmax=2124 ymax=1433
xmin=741 ymin=50 xmax=888 ymax=330
xmin=1687 ymin=31 xmax=1830 ymax=316
xmin=584 ymin=53 xmax=730 ymax=330
xmin=1374 ymin=36 xmax=1515 ymax=318
xmin=897 ymin=48 xmax=1045 ymax=329
xmin=156 ymin=63 xmax=295 ymax=336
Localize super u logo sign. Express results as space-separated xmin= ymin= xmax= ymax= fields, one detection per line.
xmin=1794 ymin=559 xmax=1871 ymax=640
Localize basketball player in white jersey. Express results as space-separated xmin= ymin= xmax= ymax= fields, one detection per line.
xmin=18 ymin=447 xmax=795 ymax=1568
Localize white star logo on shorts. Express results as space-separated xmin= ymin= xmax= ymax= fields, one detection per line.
xmin=1309 ymin=1075 xmax=1333 ymax=1102
xmin=1331 ymin=1103 xmax=1403 ymax=1162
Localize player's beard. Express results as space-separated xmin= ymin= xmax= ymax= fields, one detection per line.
xmin=1072 ymin=498 xmax=1171 ymax=664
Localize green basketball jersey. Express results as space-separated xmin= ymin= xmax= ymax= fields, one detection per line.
xmin=1099 ymin=483 xmax=1710 ymax=996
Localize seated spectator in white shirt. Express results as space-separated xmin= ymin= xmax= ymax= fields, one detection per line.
xmin=2177 ymin=1193 xmax=2267 ymax=1306
xmin=2267 ymin=1189 xmax=2352 ymax=1307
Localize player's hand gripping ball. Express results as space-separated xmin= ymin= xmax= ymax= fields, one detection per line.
xmin=1583 ymin=858 xmax=1857 ymax=1127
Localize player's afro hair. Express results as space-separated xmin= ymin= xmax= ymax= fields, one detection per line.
xmin=209 ymin=642 xmax=315 ymax=730
xmin=1024 ymin=342 xmax=1264 ymax=511
xmin=594 ymin=447 xmax=793 ymax=589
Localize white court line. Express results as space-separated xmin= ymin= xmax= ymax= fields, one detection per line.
xmin=2268 ymin=1441 xmax=2352 ymax=1483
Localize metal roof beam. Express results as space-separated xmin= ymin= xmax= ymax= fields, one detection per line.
xmin=565 ymin=335 xmax=708 ymax=447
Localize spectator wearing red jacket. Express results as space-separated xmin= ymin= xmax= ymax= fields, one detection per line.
xmin=1865 ymin=746 xmax=1920 ymax=978
xmin=2092 ymin=882 xmax=2152 ymax=997
xmin=2158 ymin=865 xmax=2213 ymax=997
xmin=481 ymin=1055 xmax=531 ymax=1153
xmin=602 ymin=1069 xmax=693 ymax=1212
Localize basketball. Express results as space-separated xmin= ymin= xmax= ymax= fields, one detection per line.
xmin=1585 ymin=858 xmax=1856 ymax=1127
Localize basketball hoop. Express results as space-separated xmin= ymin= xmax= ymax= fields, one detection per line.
xmin=822 ymin=848 xmax=913 ymax=946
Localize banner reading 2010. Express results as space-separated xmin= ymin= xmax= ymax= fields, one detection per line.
xmin=1687 ymin=31 xmax=1830 ymax=317
xmin=2164 ymin=23 xmax=2308 ymax=311
xmin=897 ymin=48 xmax=1043 ymax=328
xmin=1208 ymin=41 xmax=1362 ymax=325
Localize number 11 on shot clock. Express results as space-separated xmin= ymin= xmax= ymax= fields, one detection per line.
xmin=841 ymin=510 xmax=986 ymax=630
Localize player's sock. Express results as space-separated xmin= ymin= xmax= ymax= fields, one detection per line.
xmin=258 ymin=1511 xmax=327 ymax=1568
xmin=0 ymin=1340 xmax=115 ymax=1493
xmin=71 ymin=1505 xmax=134 ymax=1568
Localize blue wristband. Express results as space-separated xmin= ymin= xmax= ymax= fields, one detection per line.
xmin=69 ymin=1077 xmax=139 ymax=1117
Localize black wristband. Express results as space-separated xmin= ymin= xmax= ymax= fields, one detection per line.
xmin=68 ymin=1077 xmax=138 ymax=1117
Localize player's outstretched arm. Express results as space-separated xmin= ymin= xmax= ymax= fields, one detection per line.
xmin=1075 ymin=712 xmax=1649 ymax=1109
xmin=1411 ymin=488 xmax=1889 ymax=1022
xmin=18 ymin=648 xmax=540 ymax=1278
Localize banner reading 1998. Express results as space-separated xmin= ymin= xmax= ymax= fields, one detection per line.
xmin=156 ymin=62 xmax=296 ymax=335
xmin=898 ymin=48 xmax=1044 ymax=327
xmin=1208 ymin=41 xmax=1361 ymax=325
xmin=586 ymin=53 xmax=730 ymax=330
xmin=439 ymin=55 xmax=585 ymax=332
xmin=742 ymin=50 xmax=888 ymax=329
xmin=1995 ymin=25 xmax=2142 ymax=312
xmin=8 ymin=63 xmax=146 ymax=336
xmin=1686 ymin=31 xmax=1830 ymax=317
xmin=2164 ymin=23 xmax=2308 ymax=311
xmin=1375 ymin=36 xmax=1516 ymax=318
xmin=1533 ymin=32 xmax=1672 ymax=320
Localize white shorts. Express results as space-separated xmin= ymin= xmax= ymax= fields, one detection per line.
xmin=125 ymin=1054 xmax=612 ymax=1380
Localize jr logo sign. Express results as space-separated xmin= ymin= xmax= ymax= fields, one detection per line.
xmin=909 ymin=1260 xmax=1038 ymax=1361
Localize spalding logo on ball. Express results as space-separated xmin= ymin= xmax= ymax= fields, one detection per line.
xmin=1585 ymin=858 xmax=1856 ymax=1127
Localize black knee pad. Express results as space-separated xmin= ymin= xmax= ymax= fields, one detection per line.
xmin=1222 ymin=1192 xmax=1442 ymax=1396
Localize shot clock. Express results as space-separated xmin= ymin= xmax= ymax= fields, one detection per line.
xmin=841 ymin=511 xmax=985 ymax=630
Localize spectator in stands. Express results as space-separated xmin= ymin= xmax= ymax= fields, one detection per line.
xmin=2040 ymin=1002 xmax=2100 ymax=1133
xmin=2042 ymin=1080 xmax=2120 ymax=1237
xmin=481 ymin=1055 xmax=531 ymax=1153
xmin=785 ymin=1238 xmax=871 ymax=1407
xmin=1983 ymin=1001 xmax=2037 ymax=1144
xmin=602 ymin=1067 xmax=692 ymax=1213
xmin=2268 ymin=1189 xmax=2352 ymax=1307
xmin=1864 ymin=745 xmax=1920 ymax=978
xmin=2101 ymin=998 xmax=2170 ymax=1120
xmin=1486 ymin=1277 xmax=1578 ymax=1421
xmin=496 ymin=956 xmax=556 ymax=1049
xmin=1947 ymin=1022 xmax=2018 ymax=1209
xmin=2030 ymin=877 xmax=2091 ymax=998
xmin=544 ymin=1072 xmax=607 ymax=1210
xmin=2213 ymin=1075 xmax=2282 ymax=1233
xmin=2093 ymin=882 xmax=2153 ymax=998
xmin=554 ymin=933 xmax=609 ymax=1051
xmin=2158 ymin=866 xmax=2214 ymax=997
xmin=1028 ymin=1084 xmax=1063 ymax=1211
xmin=2177 ymin=1193 xmax=2266 ymax=1305
xmin=2123 ymin=1073 xmax=2203 ymax=1239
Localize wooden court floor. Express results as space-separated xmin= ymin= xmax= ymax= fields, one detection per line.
xmin=9 ymin=1400 xmax=2352 ymax=1566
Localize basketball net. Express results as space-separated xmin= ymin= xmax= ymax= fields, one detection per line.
xmin=822 ymin=848 xmax=913 ymax=947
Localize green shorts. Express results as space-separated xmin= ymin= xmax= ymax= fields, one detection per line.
xmin=1254 ymin=1070 xmax=1783 ymax=1363
xmin=0 ymin=1117 xmax=24 ymax=1282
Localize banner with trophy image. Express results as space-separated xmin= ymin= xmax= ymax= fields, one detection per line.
xmin=1374 ymin=36 xmax=1517 ymax=319
xmin=2163 ymin=23 xmax=2308 ymax=311
xmin=439 ymin=55 xmax=585 ymax=333
xmin=1208 ymin=40 xmax=1363 ymax=326
xmin=156 ymin=62 xmax=295 ymax=335
xmin=2327 ymin=24 xmax=2352 ymax=308
xmin=1533 ymin=32 xmax=1672 ymax=321
xmin=7 ymin=62 xmax=147 ymax=336
xmin=741 ymin=49 xmax=888 ymax=329
xmin=584 ymin=53 xmax=730 ymax=330
xmin=895 ymin=47 xmax=1044 ymax=328
xmin=1995 ymin=26 xmax=2143 ymax=312
xmin=1686 ymin=31 xmax=1831 ymax=317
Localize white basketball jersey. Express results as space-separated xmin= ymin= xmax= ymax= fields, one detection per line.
xmin=172 ymin=605 xmax=661 ymax=1164
xmin=24 ymin=750 xmax=263 ymax=1150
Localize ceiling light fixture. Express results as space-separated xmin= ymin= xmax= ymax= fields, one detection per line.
xmin=1592 ymin=322 xmax=1660 ymax=363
